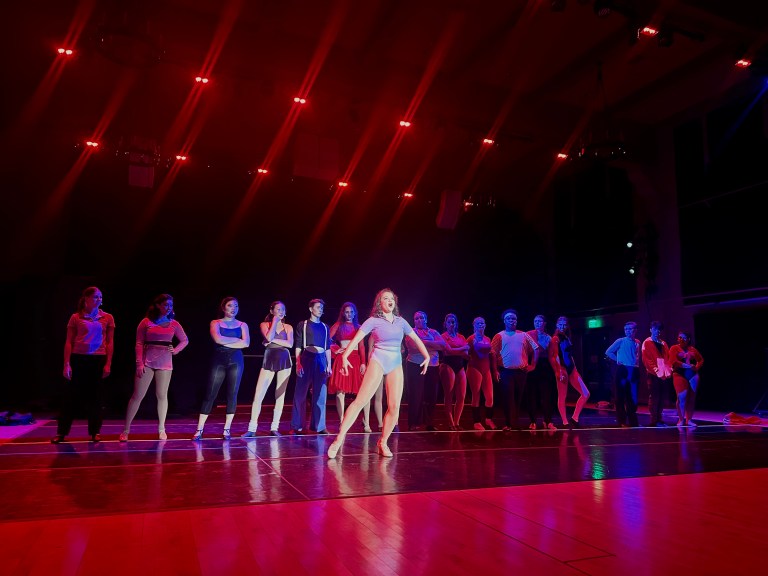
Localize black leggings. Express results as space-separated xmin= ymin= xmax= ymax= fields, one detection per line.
xmin=200 ymin=347 xmax=244 ymax=414
xmin=57 ymin=354 xmax=107 ymax=436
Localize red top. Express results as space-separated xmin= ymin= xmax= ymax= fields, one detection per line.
xmin=67 ymin=311 xmax=115 ymax=355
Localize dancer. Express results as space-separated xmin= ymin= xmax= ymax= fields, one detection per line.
xmin=605 ymin=321 xmax=641 ymax=427
xmin=549 ymin=316 xmax=590 ymax=428
xmin=242 ymin=301 xmax=294 ymax=437
xmin=490 ymin=309 xmax=538 ymax=430
xmin=466 ymin=317 xmax=495 ymax=430
xmin=290 ymin=299 xmax=332 ymax=435
xmin=328 ymin=302 xmax=369 ymax=431
xmin=439 ymin=313 xmax=469 ymax=430
xmin=52 ymin=286 xmax=115 ymax=443
xmin=526 ymin=314 xmax=557 ymax=430
xmin=405 ymin=311 xmax=445 ymax=430
xmin=327 ymin=288 xmax=429 ymax=458
xmin=120 ymin=294 xmax=188 ymax=441
xmin=193 ymin=297 xmax=250 ymax=441
xmin=641 ymin=321 xmax=671 ymax=427
xmin=668 ymin=331 xmax=704 ymax=427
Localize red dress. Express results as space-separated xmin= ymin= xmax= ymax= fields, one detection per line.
xmin=328 ymin=322 xmax=366 ymax=394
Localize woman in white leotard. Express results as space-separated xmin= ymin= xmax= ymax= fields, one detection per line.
xmin=327 ymin=288 xmax=429 ymax=459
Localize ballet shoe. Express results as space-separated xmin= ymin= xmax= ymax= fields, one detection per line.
xmin=377 ymin=440 xmax=393 ymax=458
xmin=327 ymin=439 xmax=342 ymax=459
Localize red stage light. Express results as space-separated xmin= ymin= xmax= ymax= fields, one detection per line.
xmin=638 ymin=26 xmax=659 ymax=37
xmin=176 ymin=155 xmax=187 ymax=161
xmin=85 ymin=141 xmax=99 ymax=147
xmin=195 ymin=76 xmax=209 ymax=83
xmin=482 ymin=138 xmax=494 ymax=145
xmin=556 ymin=152 xmax=569 ymax=160
xmin=293 ymin=97 xmax=307 ymax=104
xmin=257 ymin=168 xmax=268 ymax=174
xmin=338 ymin=181 xmax=348 ymax=187
xmin=403 ymin=192 xmax=414 ymax=198
xmin=399 ymin=120 xmax=411 ymax=127
xmin=735 ymin=59 xmax=752 ymax=68
xmin=57 ymin=48 xmax=74 ymax=55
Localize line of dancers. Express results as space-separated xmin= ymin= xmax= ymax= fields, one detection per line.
xmin=52 ymin=286 xmax=703 ymax=455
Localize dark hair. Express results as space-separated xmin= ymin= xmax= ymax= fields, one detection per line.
xmin=264 ymin=300 xmax=285 ymax=323
xmin=147 ymin=293 xmax=174 ymax=321
xmin=534 ymin=314 xmax=546 ymax=323
xmin=678 ymin=331 xmax=692 ymax=342
xmin=444 ymin=313 xmax=458 ymax=332
xmin=370 ymin=288 xmax=400 ymax=318
xmin=77 ymin=286 xmax=101 ymax=313
xmin=220 ymin=296 xmax=238 ymax=313
xmin=501 ymin=309 xmax=518 ymax=322
xmin=308 ymin=298 xmax=325 ymax=308
xmin=650 ymin=320 xmax=664 ymax=330
xmin=555 ymin=316 xmax=570 ymax=338
xmin=624 ymin=321 xmax=637 ymax=330
xmin=336 ymin=302 xmax=360 ymax=329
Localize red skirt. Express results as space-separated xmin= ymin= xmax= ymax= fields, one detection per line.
xmin=328 ymin=350 xmax=363 ymax=394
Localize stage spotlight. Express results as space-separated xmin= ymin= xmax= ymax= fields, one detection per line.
xmin=482 ymin=138 xmax=494 ymax=145
xmin=629 ymin=266 xmax=635 ymax=275
xmin=556 ymin=152 xmax=569 ymax=160
xmin=85 ymin=141 xmax=99 ymax=147
xmin=399 ymin=120 xmax=411 ymax=127
xmin=194 ymin=76 xmax=209 ymax=83
xmin=175 ymin=155 xmax=187 ymax=161
xmin=57 ymin=48 xmax=74 ymax=55
xmin=594 ymin=0 xmax=612 ymax=17
xmin=638 ymin=26 xmax=659 ymax=38
xmin=402 ymin=192 xmax=414 ymax=198
xmin=293 ymin=97 xmax=306 ymax=104
xmin=626 ymin=241 xmax=633 ymax=248
xmin=257 ymin=168 xmax=268 ymax=174
xmin=338 ymin=181 xmax=348 ymax=187
xmin=735 ymin=58 xmax=752 ymax=68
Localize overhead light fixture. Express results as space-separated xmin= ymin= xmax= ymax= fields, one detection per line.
xmin=556 ymin=152 xmax=569 ymax=160
xmin=735 ymin=58 xmax=752 ymax=68
xmin=399 ymin=120 xmax=411 ymax=127
xmin=574 ymin=61 xmax=627 ymax=162
xmin=175 ymin=155 xmax=187 ymax=161
xmin=85 ymin=140 xmax=99 ymax=147
xmin=293 ymin=97 xmax=306 ymax=104
xmin=256 ymin=168 xmax=268 ymax=174
xmin=638 ymin=26 xmax=659 ymax=38
xmin=57 ymin=48 xmax=74 ymax=55
xmin=482 ymin=138 xmax=494 ymax=145
xmin=338 ymin=181 xmax=349 ymax=187
xmin=195 ymin=76 xmax=209 ymax=83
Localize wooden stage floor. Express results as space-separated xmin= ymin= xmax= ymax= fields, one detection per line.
xmin=1 ymin=407 xmax=766 ymax=575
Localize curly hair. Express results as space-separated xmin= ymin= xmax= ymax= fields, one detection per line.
xmin=370 ymin=288 xmax=400 ymax=318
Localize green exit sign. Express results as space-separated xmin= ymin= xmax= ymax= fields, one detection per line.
xmin=587 ymin=317 xmax=604 ymax=329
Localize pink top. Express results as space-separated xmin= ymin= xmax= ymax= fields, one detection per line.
xmin=67 ymin=311 xmax=115 ymax=355
xmin=467 ymin=333 xmax=491 ymax=371
xmin=441 ymin=332 xmax=469 ymax=358
xmin=330 ymin=321 xmax=365 ymax=358
xmin=136 ymin=318 xmax=188 ymax=370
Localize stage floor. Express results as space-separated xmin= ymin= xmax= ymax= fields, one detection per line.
xmin=1 ymin=406 xmax=767 ymax=521
xmin=1 ymin=406 xmax=767 ymax=574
